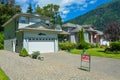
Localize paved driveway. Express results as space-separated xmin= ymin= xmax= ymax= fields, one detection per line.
xmin=0 ymin=50 xmax=120 ymax=80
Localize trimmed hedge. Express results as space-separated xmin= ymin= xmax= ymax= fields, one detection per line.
xmin=110 ymin=42 xmax=120 ymax=51
xmin=105 ymin=41 xmax=120 ymax=54
xmin=59 ymin=42 xmax=76 ymax=50
xmin=78 ymin=41 xmax=92 ymax=49
xmin=19 ymin=48 xmax=29 ymax=57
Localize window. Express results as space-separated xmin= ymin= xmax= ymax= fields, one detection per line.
xmin=19 ymin=17 xmax=29 ymax=24
xmin=29 ymin=38 xmax=31 ymax=40
xmin=20 ymin=20 xmax=25 ymax=23
xmin=36 ymin=38 xmax=38 ymax=40
xmin=38 ymin=33 xmax=46 ymax=36
xmin=32 ymin=38 xmax=35 ymax=40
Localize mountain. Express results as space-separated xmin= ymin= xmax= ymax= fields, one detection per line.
xmin=67 ymin=0 xmax=120 ymax=31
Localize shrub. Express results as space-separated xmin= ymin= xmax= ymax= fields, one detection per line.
xmin=95 ymin=43 xmax=99 ymax=48
xmin=105 ymin=51 xmax=113 ymax=54
xmin=78 ymin=41 xmax=92 ymax=49
xmin=0 ymin=43 xmax=4 ymax=49
xmin=104 ymin=41 xmax=120 ymax=54
xmin=59 ymin=42 xmax=76 ymax=50
xmin=31 ymin=51 xmax=40 ymax=59
xmin=91 ymin=44 xmax=95 ymax=48
xmin=105 ymin=50 xmax=120 ymax=54
xmin=110 ymin=42 xmax=120 ymax=51
xmin=19 ymin=48 xmax=29 ymax=57
xmin=0 ymin=33 xmax=4 ymax=49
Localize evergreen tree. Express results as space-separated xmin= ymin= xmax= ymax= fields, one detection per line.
xmin=36 ymin=5 xmax=41 ymax=14
xmin=78 ymin=28 xmax=85 ymax=43
xmin=27 ymin=3 xmax=33 ymax=13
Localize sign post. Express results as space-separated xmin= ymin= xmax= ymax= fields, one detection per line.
xmin=80 ymin=54 xmax=91 ymax=71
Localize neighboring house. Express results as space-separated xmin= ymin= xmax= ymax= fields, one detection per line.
xmin=2 ymin=13 xmax=62 ymax=54
xmin=62 ymin=23 xmax=103 ymax=45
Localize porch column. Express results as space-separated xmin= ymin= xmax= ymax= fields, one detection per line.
xmin=90 ymin=33 xmax=93 ymax=44
xmin=54 ymin=38 xmax=58 ymax=52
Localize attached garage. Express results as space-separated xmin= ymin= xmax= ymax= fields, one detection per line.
xmin=22 ymin=31 xmax=59 ymax=54
xmin=28 ymin=38 xmax=55 ymax=53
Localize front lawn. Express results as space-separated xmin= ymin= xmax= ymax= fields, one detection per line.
xmin=70 ymin=48 xmax=120 ymax=59
xmin=0 ymin=68 xmax=10 ymax=80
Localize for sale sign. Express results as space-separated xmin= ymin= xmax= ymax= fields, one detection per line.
xmin=82 ymin=54 xmax=90 ymax=62
xmin=80 ymin=54 xmax=91 ymax=71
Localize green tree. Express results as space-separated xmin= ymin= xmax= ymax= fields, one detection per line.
xmin=78 ymin=28 xmax=85 ymax=43
xmin=27 ymin=3 xmax=33 ymax=13
xmin=0 ymin=3 xmax=21 ymax=31
xmin=35 ymin=4 xmax=62 ymax=25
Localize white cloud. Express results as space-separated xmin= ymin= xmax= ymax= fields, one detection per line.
xmin=89 ymin=0 xmax=97 ymax=4
xmin=15 ymin=0 xmax=97 ymax=20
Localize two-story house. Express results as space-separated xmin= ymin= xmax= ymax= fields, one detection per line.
xmin=2 ymin=13 xmax=62 ymax=54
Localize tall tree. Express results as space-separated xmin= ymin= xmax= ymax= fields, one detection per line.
xmin=27 ymin=3 xmax=33 ymax=13
xmin=78 ymin=28 xmax=85 ymax=43
xmin=55 ymin=12 xmax=62 ymax=25
xmin=0 ymin=2 xmax=21 ymax=31
xmin=104 ymin=22 xmax=120 ymax=41
xmin=36 ymin=5 xmax=42 ymax=14
xmin=35 ymin=4 xmax=62 ymax=25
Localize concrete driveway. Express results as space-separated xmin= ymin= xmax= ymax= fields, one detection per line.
xmin=0 ymin=50 xmax=120 ymax=80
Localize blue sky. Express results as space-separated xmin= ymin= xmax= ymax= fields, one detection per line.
xmin=15 ymin=0 xmax=112 ymax=22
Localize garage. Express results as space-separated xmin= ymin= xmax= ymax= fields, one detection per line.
xmin=28 ymin=38 xmax=55 ymax=54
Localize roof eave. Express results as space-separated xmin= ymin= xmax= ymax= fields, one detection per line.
xmin=2 ymin=14 xmax=20 ymax=27
xmin=2 ymin=13 xmax=51 ymax=27
xmin=16 ymin=28 xmax=62 ymax=33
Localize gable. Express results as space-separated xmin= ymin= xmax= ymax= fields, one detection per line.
xmin=2 ymin=13 xmax=50 ymax=27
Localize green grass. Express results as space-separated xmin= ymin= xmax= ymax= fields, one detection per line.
xmin=70 ymin=48 xmax=120 ymax=59
xmin=0 ymin=68 xmax=10 ymax=80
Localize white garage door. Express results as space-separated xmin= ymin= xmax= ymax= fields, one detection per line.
xmin=28 ymin=39 xmax=55 ymax=54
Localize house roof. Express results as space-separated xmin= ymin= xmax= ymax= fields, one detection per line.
xmin=24 ymin=22 xmax=51 ymax=29
xmin=59 ymin=30 xmax=70 ymax=35
xmin=94 ymin=30 xmax=103 ymax=35
xmin=2 ymin=13 xmax=51 ymax=27
xmin=17 ymin=22 xmax=62 ymax=32
xmin=70 ymin=24 xmax=94 ymax=33
xmin=82 ymin=24 xmax=94 ymax=28
xmin=70 ymin=24 xmax=103 ymax=35
xmin=62 ymin=23 xmax=77 ymax=28
xmin=70 ymin=25 xmax=82 ymax=32
xmin=17 ymin=28 xmax=62 ymax=33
